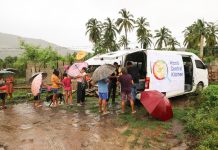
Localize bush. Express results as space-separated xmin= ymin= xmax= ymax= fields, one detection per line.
xmin=184 ymin=85 xmax=218 ymax=149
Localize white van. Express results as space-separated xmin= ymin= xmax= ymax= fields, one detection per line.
xmin=124 ymin=50 xmax=208 ymax=98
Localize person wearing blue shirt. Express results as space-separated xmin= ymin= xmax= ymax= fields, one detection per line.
xmin=98 ymin=78 xmax=109 ymax=115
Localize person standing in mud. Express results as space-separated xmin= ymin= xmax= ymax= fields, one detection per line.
xmin=6 ymin=75 xmax=14 ymax=100
xmin=98 ymin=78 xmax=109 ymax=115
xmin=75 ymin=67 xmax=87 ymax=106
xmin=126 ymin=61 xmax=140 ymax=102
xmin=118 ymin=67 xmax=136 ymax=114
xmin=62 ymin=73 xmax=73 ymax=105
xmin=51 ymin=69 xmax=62 ymax=107
xmin=107 ymin=62 xmax=120 ymax=105
xmin=0 ymin=76 xmax=7 ymax=109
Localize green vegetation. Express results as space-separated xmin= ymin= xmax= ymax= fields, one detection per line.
xmin=183 ymin=85 xmax=218 ymax=149
xmin=184 ymin=19 xmax=218 ymax=58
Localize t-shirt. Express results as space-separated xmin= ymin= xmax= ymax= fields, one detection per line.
xmin=127 ymin=66 xmax=140 ymax=83
xmin=77 ymin=72 xmax=86 ymax=83
xmin=62 ymin=77 xmax=72 ymax=90
xmin=109 ymin=67 xmax=120 ymax=84
xmin=118 ymin=74 xmax=133 ymax=93
xmin=51 ymin=74 xmax=60 ymax=88
xmin=98 ymin=79 xmax=108 ymax=93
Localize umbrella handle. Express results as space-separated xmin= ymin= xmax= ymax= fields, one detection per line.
xmin=75 ymin=65 xmax=82 ymax=73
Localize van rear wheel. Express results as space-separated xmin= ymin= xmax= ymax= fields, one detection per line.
xmin=196 ymin=83 xmax=204 ymax=92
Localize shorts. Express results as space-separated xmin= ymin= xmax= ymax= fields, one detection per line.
xmin=0 ymin=93 xmax=6 ymax=100
xmin=99 ymin=92 xmax=108 ymax=100
xmin=64 ymin=87 xmax=72 ymax=91
xmin=52 ymin=88 xmax=59 ymax=94
xmin=121 ymin=91 xmax=133 ymax=101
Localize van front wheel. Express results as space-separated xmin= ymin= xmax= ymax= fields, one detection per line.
xmin=196 ymin=83 xmax=204 ymax=92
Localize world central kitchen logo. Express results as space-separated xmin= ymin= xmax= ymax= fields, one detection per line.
xmin=152 ymin=60 xmax=183 ymax=81
xmin=153 ymin=60 xmax=168 ymax=80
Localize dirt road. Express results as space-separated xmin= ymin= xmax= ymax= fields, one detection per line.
xmin=0 ymin=103 xmax=126 ymax=150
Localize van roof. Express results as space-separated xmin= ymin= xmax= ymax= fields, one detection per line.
xmin=144 ymin=50 xmax=200 ymax=60
xmin=86 ymin=49 xmax=202 ymax=65
xmin=95 ymin=48 xmax=142 ymax=60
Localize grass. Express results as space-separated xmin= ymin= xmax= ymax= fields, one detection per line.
xmin=122 ymin=129 xmax=132 ymax=136
xmin=143 ymin=137 xmax=151 ymax=149
xmin=129 ymin=132 xmax=142 ymax=149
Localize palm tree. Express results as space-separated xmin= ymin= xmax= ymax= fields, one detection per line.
xmin=116 ymin=9 xmax=135 ymax=48
xmin=86 ymin=18 xmax=102 ymax=45
xmin=154 ymin=27 xmax=172 ymax=50
xmin=167 ymin=37 xmax=180 ymax=50
xmin=184 ymin=20 xmax=218 ymax=57
xmin=119 ymin=35 xmax=129 ymax=49
xmin=192 ymin=19 xmax=208 ymax=58
xmin=205 ymin=22 xmax=218 ymax=48
xmin=183 ymin=25 xmax=199 ymax=49
xmin=135 ymin=17 xmax=152 ymax=49
xmin=102 ymin=18 xmax=119 ymax=52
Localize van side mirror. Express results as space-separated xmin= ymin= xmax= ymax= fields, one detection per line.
xmin=204 ymin=64 xmax=208 ymax=69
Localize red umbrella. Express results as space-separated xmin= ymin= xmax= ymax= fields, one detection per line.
xmin=67 ymin=62 xmax=88 ymax=77
xmin=31 ymin=73 xmax=42 ymax=96
xmin=140 ymin=90 xmax=173 ymax=121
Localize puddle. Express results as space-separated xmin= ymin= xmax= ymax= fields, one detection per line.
xmin=20 ymin=124 xmax=33 ymax=130
xmin=72 ymin=123 xmax=79 ymax=128
xmin=0 ymin=102 xmax=127 ymax=150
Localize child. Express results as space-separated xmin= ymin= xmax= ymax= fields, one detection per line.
xmin=51 ymin=69 xmax=62 ymax=107
xmin=0 ymin=76 xmax=7 ymax=109
xmin=98 ymin=78 xmax=109 ymax=115
xmin=118 ymin=67 xmax=136 ymax=114
xmin=62 ymin=73 xmax=73 ymax=105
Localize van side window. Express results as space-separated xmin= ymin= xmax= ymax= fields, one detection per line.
xmin=195 ymin=60 xmax=206 ymax=69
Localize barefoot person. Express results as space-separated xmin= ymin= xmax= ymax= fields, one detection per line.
xmin=51 ymin=69 xmax=62 ymax=107
xmin=62 ymin=73 xmax=73 ymax=105
xmin=0 ymin=76 xmax=7 ymax=109
xmin=118 ymin=67 xmax=136 ymax=114
xmin=98 ymin=78 xmax=109 ymax=115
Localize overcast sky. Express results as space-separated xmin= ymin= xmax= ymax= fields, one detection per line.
xmin=0 ymin=0 xmax=217 ymax=50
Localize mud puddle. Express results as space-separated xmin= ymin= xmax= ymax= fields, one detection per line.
xmin=0 ymin=103 xmax=126 ymax=150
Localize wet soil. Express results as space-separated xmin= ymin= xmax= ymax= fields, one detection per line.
xmin=0 ymin=95 xmax=190 ymax=150
xmin=0 ymin=103 xmax=126 ymax=150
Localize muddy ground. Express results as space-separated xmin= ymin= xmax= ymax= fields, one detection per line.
xmin=0 ymin=96 xmax=189 ymax=150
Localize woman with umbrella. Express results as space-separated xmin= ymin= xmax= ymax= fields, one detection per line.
xmin=75 ymin=67 xmax=87 ymax=106
xmin=30 ymin=72 xmax=48 ymax=108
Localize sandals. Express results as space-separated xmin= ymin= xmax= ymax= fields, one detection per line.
xmin=132 ymin=111 xmax=136 ymax=114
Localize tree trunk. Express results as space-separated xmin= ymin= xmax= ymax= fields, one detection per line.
xmin=200 ymin=35 xmax=204 ymax=58
xmin=125 ymin=29 xmax=127 ymax=49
